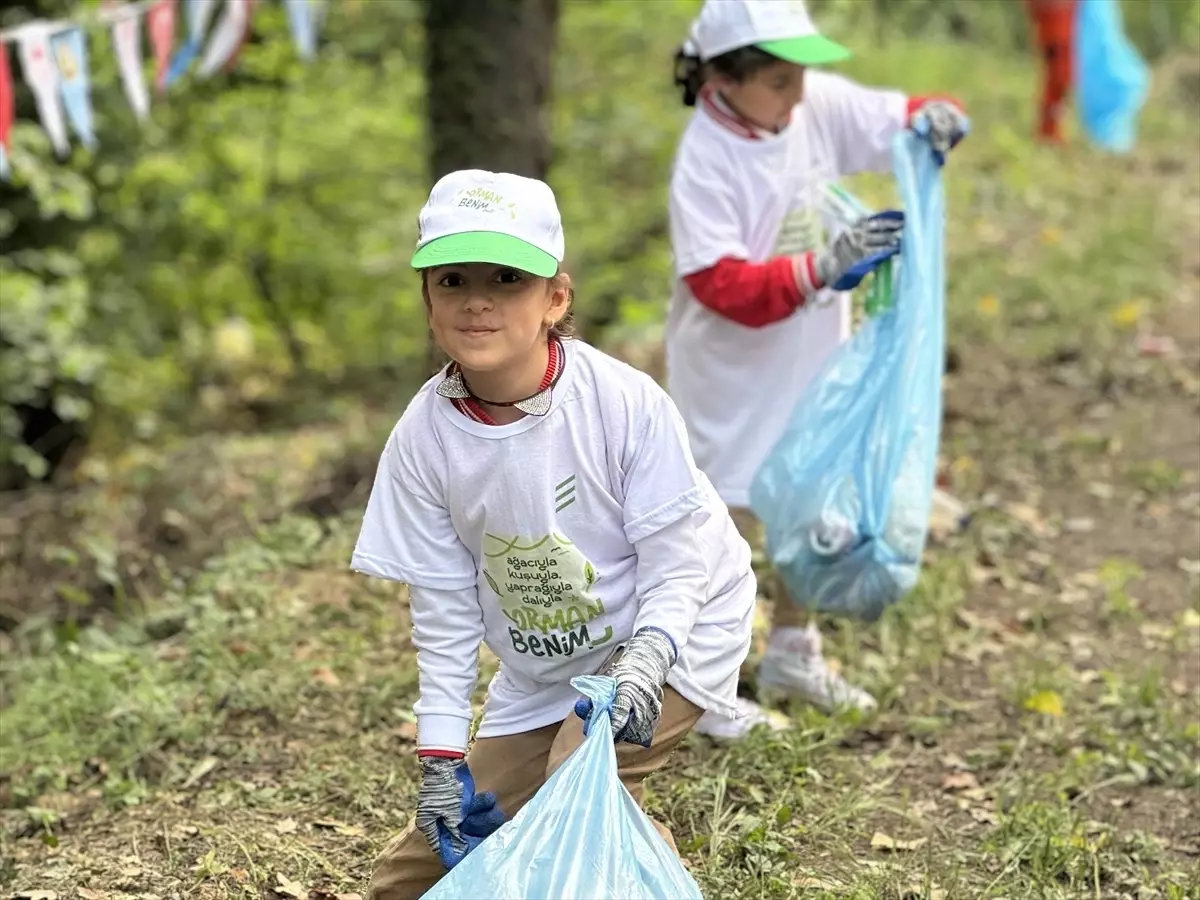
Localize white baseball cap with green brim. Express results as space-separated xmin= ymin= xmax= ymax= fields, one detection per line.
xmin=688 ymin=0 xmax=851 ymax=66
xmin=411 ymin=169 xmax=564 ymax=279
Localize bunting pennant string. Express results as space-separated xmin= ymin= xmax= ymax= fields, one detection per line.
xmin=0 ymin=43 xmax=13 ymax=178
xmin=51 ymin=26 xmax=98 ymax=150
xmin=16 ymin=23 xmax=70 ymax=159
xmin=0 ymin=0 xmax=325 ymax=180
xmin=147 ymin=0 xmax=177 ymax=97
xmin=109 ymin=1 xmax=151 ymax=120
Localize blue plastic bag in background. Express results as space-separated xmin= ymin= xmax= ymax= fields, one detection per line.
xmin=1074 ymin=0 xmax=1150 ymax=154
xmin=749 ymin=131 xmax=946 ymax=622
xmin=421 ymin=675 xmax=703 ymax=900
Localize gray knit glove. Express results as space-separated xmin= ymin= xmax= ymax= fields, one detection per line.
xmin=607 ymin=627 xmax=677 ymax=747
xmin=415 ymin=755 xmax=467 ymax=858
xmin=813 ymin=212 xmax=905 ymax=292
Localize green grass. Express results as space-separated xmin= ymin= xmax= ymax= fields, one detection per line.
xmin=3 ymin=7 xmax=1200 ymax=900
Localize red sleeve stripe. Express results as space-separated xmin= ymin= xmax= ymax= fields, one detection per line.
xmin=682 ymin=256 xmax=807 ymax=329
xmin=906 ymin=95 xmax=965 ymax=122
xmin=418 ymin=748 xmax=466 ymax=759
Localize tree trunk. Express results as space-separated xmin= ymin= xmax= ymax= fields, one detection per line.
xmin=424 ymin=0 xmax=559 ymax=181
xmin=421 ymin=0 xmax=560 ymax=374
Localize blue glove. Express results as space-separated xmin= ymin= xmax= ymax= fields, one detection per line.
xmin=817 ymin=210 xmax=905 ymax=293
xmin=416 ymin=755 xmax=507 ymax=870
xmin=574 ymin=627 xmax=677 ymax=748
xmin=909 ymin=99 xmax=970 ymax=166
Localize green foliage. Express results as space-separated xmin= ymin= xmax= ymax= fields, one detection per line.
xmin=1 ymin=0 xmax=1198 ymax=485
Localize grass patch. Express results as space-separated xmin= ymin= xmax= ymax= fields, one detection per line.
xmin=3 ymin=7 xmax=1200 ymax=900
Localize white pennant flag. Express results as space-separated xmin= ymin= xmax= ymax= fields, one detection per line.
xmin=110 ymin=4 xmax=150 ymax=120
xmin=284 ymin=0 xmax=316 ymax=61
xmin=197 ymin=0 xmax=252 ymax=78
xmin=15 ymin=23 xmax=69 ymax=157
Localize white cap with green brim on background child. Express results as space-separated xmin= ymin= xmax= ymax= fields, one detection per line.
xmin=687 ymin=0 xmax=851 ymax=66
xmin=410 ymin=169 xmax=565 ymax=279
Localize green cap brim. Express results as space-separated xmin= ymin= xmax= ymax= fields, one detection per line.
xmin=410 ymin=231 xmax=558 ymax=278
xmin=756 ymin=34 xmax=851 ymax=66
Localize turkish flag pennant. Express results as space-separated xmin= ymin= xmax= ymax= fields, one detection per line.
xmin=147 ymin=0 xmax=178 ymax=95
xmin=0 ymin=43 xmax=14 ymax=179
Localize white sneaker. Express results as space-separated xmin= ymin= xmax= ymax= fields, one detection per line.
xmin=693 ymin=697 xmax=790 ymax=744
xmin=757 ymin=625 xmax=878 ymax=713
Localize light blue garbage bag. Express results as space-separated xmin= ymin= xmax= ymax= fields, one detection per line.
xmin=748 ymin=132 xmax=946 ymax=622
xmin=1074 ymin=0 xmax=1150 ymax=154
xmin=421 ymin=675 xmax=703 ymax=900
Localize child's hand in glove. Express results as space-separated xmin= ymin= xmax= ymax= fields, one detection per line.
xmin=809 ymin=210 xmax=904 ymax=293
xmin=574 ymin=627 xmax=677 ymax=748
xmin=416 ymin=755 xmax=507 ymax=870
xmin=909 ymin=98 xmax=969 ymax=165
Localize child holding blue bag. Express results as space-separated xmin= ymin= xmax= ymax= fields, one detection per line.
xmin=666 ymin=0 xmax=968 ymax=741
xmin=352 ymin=169 xmax=757 ymax=899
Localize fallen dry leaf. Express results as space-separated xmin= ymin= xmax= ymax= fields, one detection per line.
xmin=870 ymin=831 xmax=928 ymax=852
xmin=1004 ymin=502 xmax=1048 ymax=535
xmin=182 ymin=756 xmax=219 ymax=789
xmin=795 ymin=875 xmax=842 ymax=891
xmin=77 ymin=890 xmax=105 ymax=900
xmin=276 ymin=818 xmax=299 ymax=835
xmin=1136 ymin=333 xmax=1177 ymax=357
xmin=940 ymin=753 xmax=970 ymax=770
xmin=311 ymin=666 xmax=341 ymax=687
xmin=273 ymin=875 xmax=306 ymax=900
xmin=941 ymin=771 xmax=980 ymax=792
xmin=313 ymin=819 xmax=365 ymax=837
xmin=968 ymin=805 xmax=998 ymax=825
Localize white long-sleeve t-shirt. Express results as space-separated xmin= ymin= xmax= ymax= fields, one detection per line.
xmin=351 ymin=340 xmax=756 ymax=752
xmin=666 ymin=71 xmax=910 ymax=508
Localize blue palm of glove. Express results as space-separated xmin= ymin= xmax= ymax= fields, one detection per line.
xmin=830 ymin=210 xmax=904 ymax=292
xmin=436 ymin=764 xmax=508 ymax=870
xmin=574 ymin=695 xmax=655 ymax=748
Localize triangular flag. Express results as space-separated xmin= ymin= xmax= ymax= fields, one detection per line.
xmin=164 ymin=0 xmax=218 ymax=87
xmin=197 ymin=0 xmax=255 ymax=78
xmin=0 ymin=43 xmax=14 ymax=180
xmin=50 ymin=27 xmax=98 ymax=151
xmin=147 ymin=0 xmax=177 ymax=95
xmin=110 ymin=3 xmax=150 ymax=120
xmin=284 ymin=0 xmax=317 ymax=61
xmin=16 ymin=23 xmax=70 ymax=158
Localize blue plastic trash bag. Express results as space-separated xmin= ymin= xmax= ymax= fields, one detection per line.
xmin=749 ymin=131 xmax=946 ymax=622
xmin=1074 ymin=0 xmax=1150 ymax=154
xmin=421 ymin=675 xmax=703 ymax=900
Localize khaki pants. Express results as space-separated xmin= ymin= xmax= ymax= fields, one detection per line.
xmin=729 ymin=507 xmax=808 ymax=630
xmin=368 ymin=688 xmax=703 ymax=900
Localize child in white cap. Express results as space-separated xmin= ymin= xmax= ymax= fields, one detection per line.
xmin=665 ymin=0 xmax=969 ymax=741
xmin=354 ymin=169 xmax=757 ymax=899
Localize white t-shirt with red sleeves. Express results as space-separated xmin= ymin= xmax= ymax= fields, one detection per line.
xmin=352 ymin=340 xmax=755 ymax=747
xmin=666 ymin=71 xmax=909 ymax=509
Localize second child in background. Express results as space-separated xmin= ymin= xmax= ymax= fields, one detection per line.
xmin=666 ymin=0 xmax=969 ymax=742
